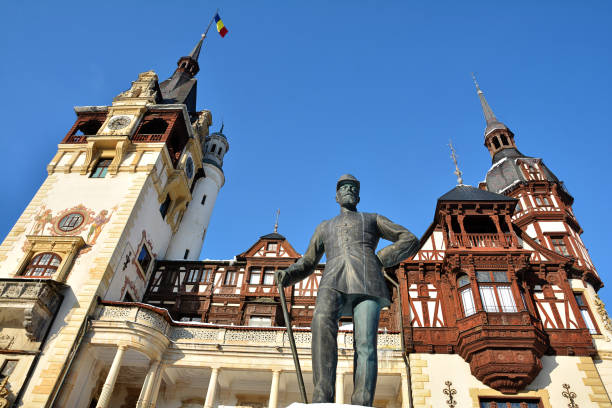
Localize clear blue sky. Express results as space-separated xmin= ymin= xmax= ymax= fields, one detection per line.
xmin=1 ymin=1 xmax=611 ymax=307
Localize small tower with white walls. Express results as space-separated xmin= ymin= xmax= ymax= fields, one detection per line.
xmin=166 ymin=124 xmax=229 ymax=260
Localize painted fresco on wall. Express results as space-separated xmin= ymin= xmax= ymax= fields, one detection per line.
xmin=25 ymin=204 xmax=117 ymax=253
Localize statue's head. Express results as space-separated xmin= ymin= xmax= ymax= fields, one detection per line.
xmin=336 ymin=174 xmax=360 ymax=209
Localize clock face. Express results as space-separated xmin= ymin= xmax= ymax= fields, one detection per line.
xmin=185 ymin=156 xmax=194 ymax=179
xmin=107 ymin=115 xmax=131 ymax=130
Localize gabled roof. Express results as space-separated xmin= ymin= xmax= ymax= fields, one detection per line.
xmin=237 ymin=232 xmax=301 ymax=259
xmin=260 ymin=232 xmax=286 ymax=240
xmin=437 ymin=184 xmax=517 ymax=202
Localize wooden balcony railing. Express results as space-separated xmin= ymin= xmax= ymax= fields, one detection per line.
xmin=450 ymin=233 xmax=513 ymax=248
xmin=132 ymin=133 xmax=164 ymax=142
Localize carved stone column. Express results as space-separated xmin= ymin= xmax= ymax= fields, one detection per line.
xmin=269 ymin=370 xmax=281 ymax=408
xmin=203 ymin=367 xmax=220 ymax=408
xmin=335 ymin=371 xmax=345 ymax=404
xmin=149 ymin=363 xmax=165 ymax=407
xmin=96 ymin=345 xmax=127 ymax=408
xmin=136 ymin=359 xmax=160 ymax=408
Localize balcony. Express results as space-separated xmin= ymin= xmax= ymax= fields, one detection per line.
xmin=132 ymin=133 xmax=164 ymax=142
xmin=449 ymin=233 xmax=514 ymax=249
xmin=0 ymin=278 xmax=64 ymax=344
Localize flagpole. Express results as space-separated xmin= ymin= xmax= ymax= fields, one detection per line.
xmin=203 ymin=8 xmax=219 ymax=38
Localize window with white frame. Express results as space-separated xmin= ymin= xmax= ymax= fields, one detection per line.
xmin=249 ymin=267 xmax=262 ymax=284
xmin=574 ymin=292 xmax=599 ymax=334
xmin=476 ymin=271 xmax=517 ymax=313
xmin=457 ymin=274 xmax=476 ymax=317
xmin=262 ymin=267 xmax=275 ymax=285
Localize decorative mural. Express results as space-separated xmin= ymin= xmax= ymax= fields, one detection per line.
xmin=25 ymin=204 xmax=116 ymax=254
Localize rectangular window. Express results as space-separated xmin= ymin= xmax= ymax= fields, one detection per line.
xmin=479 ymin=398 xmax=541 ymax=408
xmin=248 ymin=316 xmax=272 ymax=327
xmin=137 ymin=245 xmax=152 ymax=274
xmin=267 ymin=242 xmax=278 ymax=251
xmin=574 ymin=292 xmax=599 ymax=334
xmin=551 ymin=236 xmax=570 ymax=256
xmin=187 ymin=269 xmax=199 ymax=283
xmin=159 ymin=195 xmax=171 ymax=219
xmin=461 ymin=287 xmax=476 ymax=317
xmin=201 ymin=195 xmax=207 ymax=205
xmin=200 ymin=269 xmax=212 ymax=283
xmin=0 ymin=360 xmax=18 ymax=380
xmin=249 ymin=267 xmax=261 ymax=285
xmin=479 ymin=285 xmax=499 ymax=312
xmin=497 ymin=286 xmax=518 ymax=312
xmin=90 ymin=159 xmax=112 ymax=178
xmin=263 ymin=267 xmax=275 ymax=285
xmin=224 ymin=271 xmax=236 ymax=285
xmin=183 ymin=249 xmax=190 ymax=260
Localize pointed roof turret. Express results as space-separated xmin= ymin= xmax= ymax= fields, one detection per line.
xmin=189 ymin=34 xmax=205 ymax=61
xmin=159 ymin=33 xmax=207 ymax=112
xmin=472 ymin=73 xmax=508 ymax=136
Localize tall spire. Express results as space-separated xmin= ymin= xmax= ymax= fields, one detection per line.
xmin=188 ymin=34 xmax=206 ymax=62
xmin=472 ymin=73 xmax=508 ymax=136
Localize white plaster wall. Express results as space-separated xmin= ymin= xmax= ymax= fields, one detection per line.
xmin=420 ymin=353 xmax=597 ymax=408
xmin=105 ymin=174 xmax=173 ymax=301
xmin=538 ymin=221 xmax=566 ymax=233
xmin=166 ymin=163 xmax=224 ymax=260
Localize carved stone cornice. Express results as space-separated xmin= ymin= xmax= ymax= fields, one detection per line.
xmin=0 ymin=278 xmax=64 ymax=342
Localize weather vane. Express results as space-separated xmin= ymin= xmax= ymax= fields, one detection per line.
xmin=274 ymin=209 xmax=280 ymax=233
xmin=449 ymin=140 xmax=464 ymax=185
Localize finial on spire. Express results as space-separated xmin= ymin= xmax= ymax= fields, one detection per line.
xmin=471 ymin=72 xmax=481 ymax=93
xmin=449 ymin=140 xmax=464 ymax=185
xmin=471 ymin=73 xmax=498 ymax=126
xmin=188 ymin=34 xmax=206 ymax=62
xmin=274 ymin=209 xmax=280 ymax=233
xmin=220 ymin=121 xmax=224 ymax=134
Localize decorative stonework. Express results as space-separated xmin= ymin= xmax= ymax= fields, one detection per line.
xmin=561 ymin=383 xmax=579 ymax=408
xmin=593 ymin=294 xmax=612 ymax=334
xmin=16 ymin=235 xmax=85 ymax=283
xmin=443 ymin=381 xmax=457 ymax=408
xmin=0 ymin=278 xmax=64 ymax=342
xmin=95 ymin=304 xmax=403 ymax=352
xmin=0 ymin=377 xmax=9 ymax=408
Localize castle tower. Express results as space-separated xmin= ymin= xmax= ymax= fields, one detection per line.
xmin=165 ymin=124 xmax=229 ymax=260
xmin=475 ymin=79 xmax=598 ymax=277
xmin=0 ymin=32 xmax=223 ymax=406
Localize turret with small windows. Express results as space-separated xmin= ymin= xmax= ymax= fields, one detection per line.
xmin=203 ymin=125 xmax=229 ymax=169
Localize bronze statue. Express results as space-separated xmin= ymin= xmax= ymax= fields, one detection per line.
xmin=276 ymin=174 xmax=418 ymax=406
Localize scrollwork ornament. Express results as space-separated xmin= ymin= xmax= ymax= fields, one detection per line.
xmin=562 ymin=383 xmax=578 ymax=408
xmin=443 ymin=380 xmax=457 ymax=408
xmin=593 ymin=294 xmax=612 ymax=336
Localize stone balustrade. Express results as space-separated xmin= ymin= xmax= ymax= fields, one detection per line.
xmin=95 ymin=302 xmax=402 ymax=350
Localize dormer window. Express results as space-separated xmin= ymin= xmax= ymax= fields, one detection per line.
xmin=267 ymin=242 xmax=278 ymax=252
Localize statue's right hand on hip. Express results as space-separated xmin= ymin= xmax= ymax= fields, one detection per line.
xmin=275 ymin=269 xmax=289 ymax=287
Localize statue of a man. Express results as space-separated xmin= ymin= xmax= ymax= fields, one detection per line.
xmin=275 ymin=174 xmax=419 ymax=406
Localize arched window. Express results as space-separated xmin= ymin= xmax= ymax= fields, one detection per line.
xmin=500 ymin=133 xmax=509 ymax=146
xmin=23 ymin=252 xmax=61 ymax=278
xmin=139 ymin=118 xmax=168 ymax=135
xmin=211 ymin=144 xmax=217 ymax=153
xmin=492 ymin=137 xmax=501 ymax=149
xmin=458 ymin=274 xmax=476 ymax=317
xmin=75 ymin=119 xmax=103 ymax=136
xmin=217 ymin=146 xmax=223 ymax=155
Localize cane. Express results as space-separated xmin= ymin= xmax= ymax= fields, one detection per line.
xmin=277 ymin=280 xmax=308 ymax=403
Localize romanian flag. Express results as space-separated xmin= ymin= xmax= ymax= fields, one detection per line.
xmin=215 ymin=13 xmax=228 ymax=37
